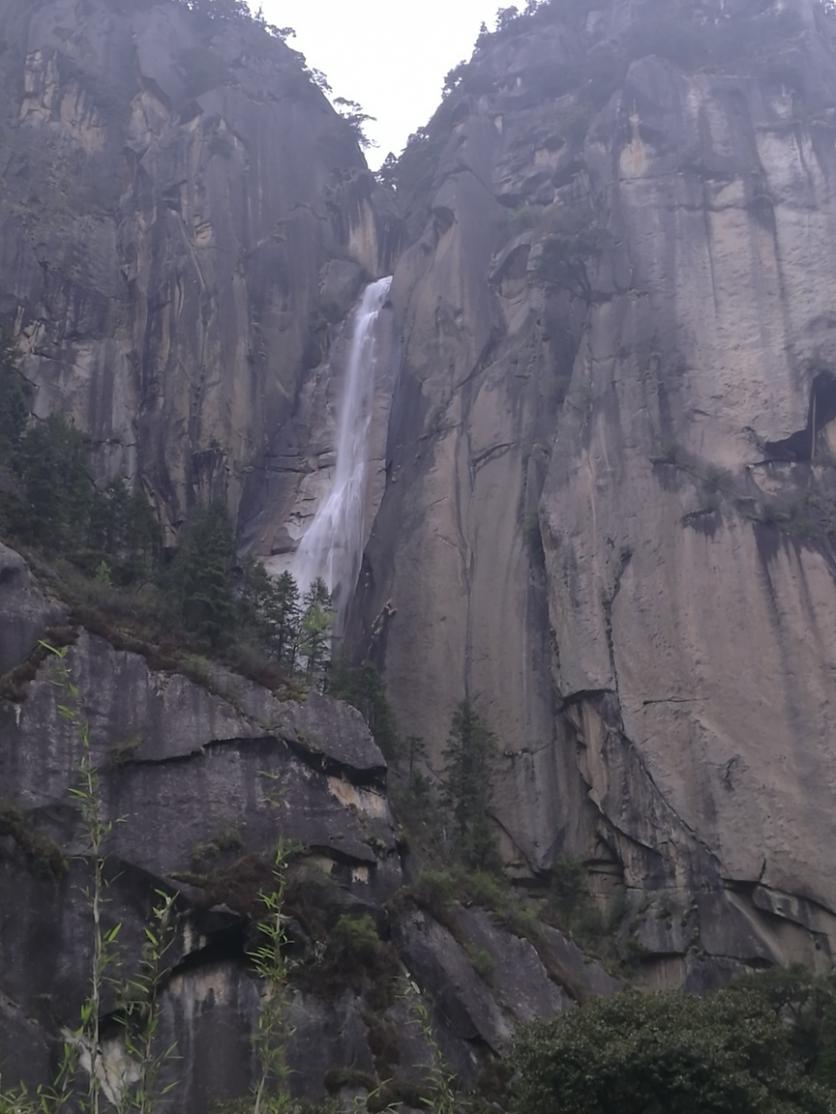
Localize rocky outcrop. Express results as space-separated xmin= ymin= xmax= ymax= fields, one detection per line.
xmin=0 ymin=0 xmax=395 ymax=531
xmin=0 ymin=538 xmax=400 ymax=1098
xmin=0 ymin=540 xmax=62 ymax=671
xmin=349 ymin=0 xmax=836 ymax=979
xmin=0 ymin=541 xmax=606 ymax=1104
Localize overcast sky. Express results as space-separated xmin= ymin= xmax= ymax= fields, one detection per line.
xmin=259 ymin=0 xmax=503 ymax=167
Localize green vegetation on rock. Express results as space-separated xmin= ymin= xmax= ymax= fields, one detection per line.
xmin=511 ymin=975 xmax=836 ymax=1114
xmin=329 ymin=660 xmax=398 ymax=760
xmin=0 ymin=341 xmax=335 ymax=694
xmin=441 ymin=701 xmax=500 ymax=871
xmin=0 ymin=332 xmax=28 ymax=464
xmin=166 ymin=503 xmax=238 ymax=649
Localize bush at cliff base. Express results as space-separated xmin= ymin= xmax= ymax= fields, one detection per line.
xmin=511 ymin=973 xmax=836 ymax=1114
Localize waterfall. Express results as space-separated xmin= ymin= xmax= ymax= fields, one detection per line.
xmin=291 ymin=275 xmax=392 ymax=614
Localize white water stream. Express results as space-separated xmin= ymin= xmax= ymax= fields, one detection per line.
xmin=291 ymin=275 xmax=392 ymax=613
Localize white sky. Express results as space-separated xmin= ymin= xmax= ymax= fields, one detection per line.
xmin=259 ymin=0 xmax=503 ymax=167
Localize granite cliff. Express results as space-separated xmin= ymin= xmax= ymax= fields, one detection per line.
xmin=352 ymin=0 xmax=836 ymax=981
xmin=2 ymin=0 xmax=836 ymax=1105
xmin=0 ymin=0 xmax=396 ymax=533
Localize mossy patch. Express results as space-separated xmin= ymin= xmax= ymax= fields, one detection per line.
xmin=172 ymin=853 xmax=280 ymax=917
xmin=0 ymin=625 xmax=79 ymax=703
xmin=0 ymin=804 xmax=68 ymax=878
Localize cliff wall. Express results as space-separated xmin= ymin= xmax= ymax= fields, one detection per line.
xmin=353 ymin=0 xmax=836 ymax=979
xmin=3 ymin=0 xmax=836 ymax=1100
xmin=0 ymin=0 xmax=393 ymax=533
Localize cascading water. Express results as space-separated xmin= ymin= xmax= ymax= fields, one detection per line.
xmin=291 ymin=275 xmax=392 ymax=616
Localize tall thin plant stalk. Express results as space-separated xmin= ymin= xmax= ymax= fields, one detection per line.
xmin=44 ymin=643 xmax=180 ymax=1113
xmin=116 ymin=890 xmax=179 ymax=1112
xmin=46 ymin=641 xmax=118 ymax=1114
xmin=400 ymin=979 xmax=458 ymax=1114
xmin=250 ymin=843 xmax=295 ymax=1114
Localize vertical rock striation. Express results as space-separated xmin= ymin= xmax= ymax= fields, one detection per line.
xmin=353 ymin=0 xmax=836 ymax=977
xmin=0 ymin=0 xmax=394 ymax=530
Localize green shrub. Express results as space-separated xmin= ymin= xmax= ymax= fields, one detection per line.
xmin=466 ymin=870 xmax=508 ymax=910
xmin=503 ymin=901 xmax=541 ymax=939
xmin=466 ymin=945 xmax=495 ymax=981
xmin=511 ymin=982 xmax=836 ymax=1114
xmin=412 ymin=869 xmax=458 ymax=915
xmin=0 ymin=332 xmax=28 ymax=465
xmin=190 ymin=827 xmax=244 ymax=868
xmin=546 ymin=855 xmax=586 ymax=919
xmin=332 ymin=913 xmax=383 ymax=968
xmin=323 ymin=1067 xmax=377 ymax=1095
xmin=539 ymin=857 xmax=630 ymax=964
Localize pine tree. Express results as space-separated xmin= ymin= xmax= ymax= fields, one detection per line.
xmin=168 ymin=504 xmax=237 ymax=648
xmin=11 ymin=413 xmax=93 ymax=550
xmin=272 ymin=570 xmax=301 ymax=669
xmin=239 ymin=562 xmax=302 ymax=667
xmin=239 ymin=557 xmax=276 ymax=644
xmin=0 ymin=331 xmax=28 ymax=465
xmin=329 ymin=660 xmax=398 ymax=760
xmin=122 ymin=485 xmax=162 ymax=584
xmin=87 ymin=479 xmax=161 ymax=585
xmin=406 ymin=734 xmax=428 ymax=786
xmin=299 ymin=577 xmax=332 ymax=686
xmin=403 ymin=734 xmax=433 ymax=804
xmin=441 ymin=701 xmax=499 ymax=870
xmin=0 ymin=349 xmax=162 ymax=582
xmin=374 ymin=152 xmax=399 ymax=190
xmin=334 ymin=97 xmax=376 ymax=149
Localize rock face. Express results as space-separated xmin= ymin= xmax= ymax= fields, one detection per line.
xmin=0 ymin=536 xmax=396 ymax=1097
xmin=4 ymin=0 xmax=836 ymax=1100
xmin=350 ymin=0 xmax=836 ymax=980
xmin=0 ymin=541 xmax=606 ymax=1104
xmin=0 ymin=0 xmax=394 ymax=530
